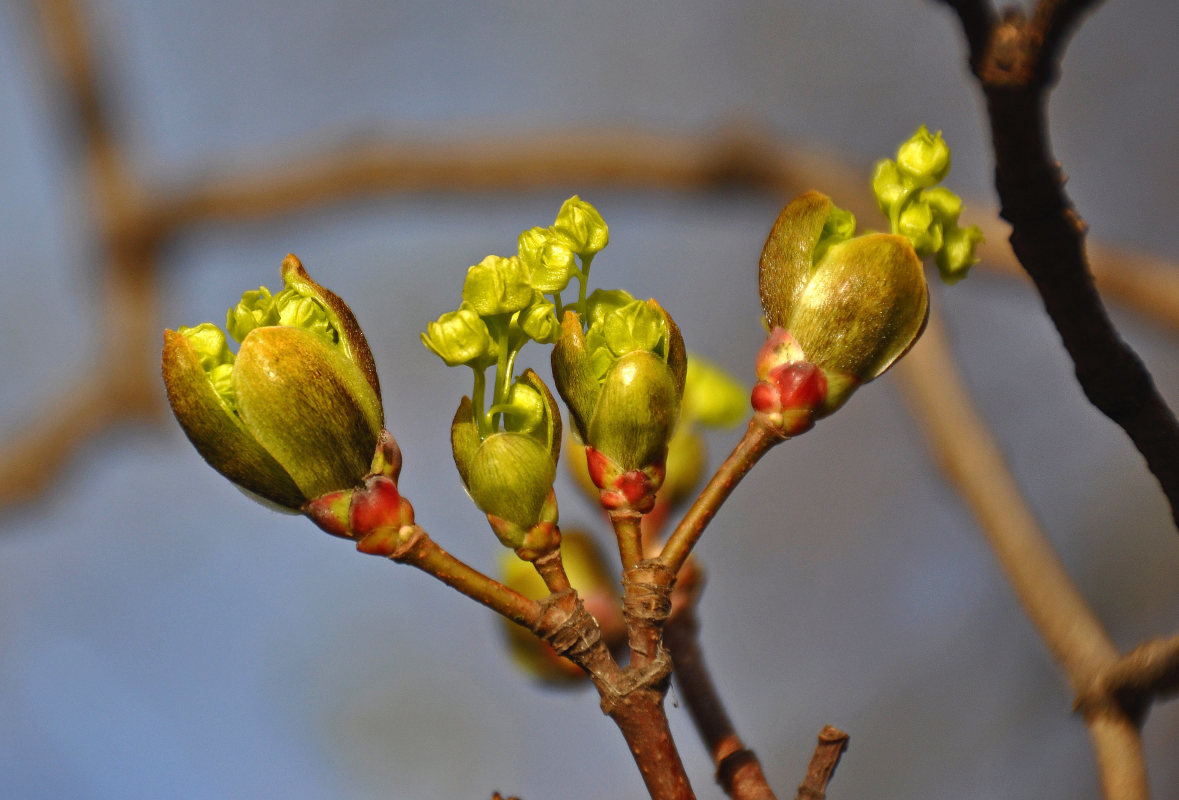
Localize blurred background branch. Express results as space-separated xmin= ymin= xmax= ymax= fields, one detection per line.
xmin=2 ymin=1 xmax=1177 ymax=798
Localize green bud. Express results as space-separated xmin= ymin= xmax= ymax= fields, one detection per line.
xmin=553 ymin=297 xmax=685 ymax=470
xmin=552 ymin=195 xmax=608 ymax=258
xmin=589 ymin=350 xmax=680 ymax=472
xmin=871 ymin=159 xmax=909 ymax=218
xmin=936 ymin=223 xmax=985 ymax=285
xmin=518 ymin=294 xmax=560 ymax=344
xmin=466 ymin=433 xmax=557 ymax=530
xmin=231 ymin=326 xmax=383 ymax=500
xmin=421 ymin=301 xmax=494 ymax=367
xmin=758 ymin=193 xmax=928 ymax=410
xmin=451 ymin=370 xmax=562 ymax=537
xmin=225 ymin=287 xmax=280 ymax=342
xmin=921 ymin=186 xmax=963 ymax=222
xmin=897 ymin=200 xmax=943 ymax=258
xmin=812 ymin=204 xmax=856 ymax=265
xmin=896 ymin=125 xmax=950 ymax=187
xmin=518 ymin=226 xmax=578 ymax=293
xmin=462 ymin=254 xmax=533 ymax=317
xmin=163 ymin=256 xmax=385 ymax=510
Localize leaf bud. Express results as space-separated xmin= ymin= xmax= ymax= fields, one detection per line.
xmin=758 ymin=193 xmax=928 ymax=419
xmin=163 ymin=255 xmax=386 ymax=510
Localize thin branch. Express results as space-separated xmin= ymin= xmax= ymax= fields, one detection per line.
xmin=1091 ymin=634 xmax=1179 ymax=712
xmin=793 ymin=726 xmax=849 ymax=800
xmin=660 ymin=421 xmax=783 ymax=575
xmin=937 ymin=0 xmax=1179 ymax=532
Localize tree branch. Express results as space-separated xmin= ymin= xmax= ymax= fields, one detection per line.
xmin=793 ymin=725 xmax=849 ymax=800
xmin=936 ymin=0 xmax=1179 ymax=532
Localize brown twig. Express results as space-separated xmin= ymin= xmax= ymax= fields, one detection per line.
xmin=936 ymin=0 xmax=1179 ymax=531
xmin=660 ymin=420 xmax=784 ymax=575
xmin=895 ymin=310 xmax=1149 ymax=799
xmin=793 ymin=725 xmax=849 ymax=800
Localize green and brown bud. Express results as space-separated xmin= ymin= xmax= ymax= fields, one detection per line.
xmin=757 ymin=192 xmax=928 ymax=421
xmin=163 ymin=255 xmax=387 ymax=510
xmin=451 ymin=370 xmax=563 ymax=556
xmin=552 ymin=291 xmax=686 ymax=477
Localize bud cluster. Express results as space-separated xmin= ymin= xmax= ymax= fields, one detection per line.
xmin=421 ymin=197 xmax=611 ymax=556
xmin=872 ymin=125 xmax=984 ymax=284
xmin=163 ymin=255 xmax=387 ymax=511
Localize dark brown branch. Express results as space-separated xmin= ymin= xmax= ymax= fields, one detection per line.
xmin=938 ymin=0 xmax=1179 ymax=531
xmin=1031 ymin=0 xmax=1105 ymax=79
xmin=793 ymin=726 xmax=849 ymax=800
xmin=934 ymin=0 xmax=997 ymax=74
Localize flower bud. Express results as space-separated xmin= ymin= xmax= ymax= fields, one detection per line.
xmin=163 ymin=255 xmax=386 ymax=510
xmin=552 ymin=293 xmax=686 ymax=474
xmin=462 ymin=254 xmax=533 ymax=316
xmin=897 ymin=200 xmax=943 ymax=258
xmin=896 ymin=125 xmax=950 ymax=187
xmin=517 ymin=294 xmax=560 ymax=344
xmin=936 ymin=222 xmax=985 ymax=284
xmin=518 ymin=226 xmax=578 ymax=293
xmin=552 ymin=195 xmax=608 ymax=258
xmin=421 ymin=301 xmax=495 ymax=366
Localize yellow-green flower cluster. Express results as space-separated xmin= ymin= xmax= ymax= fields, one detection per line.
xmin=422 ymin=197 xmax=608 ymax=553
xmin=872 ymin=125 xmax=984 ymax=284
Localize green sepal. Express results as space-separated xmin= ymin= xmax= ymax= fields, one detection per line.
xmin=232 ymin=326 xmax=383 ymax=501
xmin=281 ymin=254 xmax=382 ymax=406
xmin=162 ymin=329 xmax=305 ymax=509
xmin=518 ymin=226 xmax=578 ymax=294
xmin=450 ymin=395 xmax=481 ymax=489
xmin=758 ymin=191 xmax=833 ymax=330
xmin=517 ymin=294 xmax=560 ymax=344
xmin=421 ymin=301 xmax=495 ymax=367
xmin=936 ymin=223 xmax=985 ymax=285
xmin=896 ymin=125 xmax=951 ymax=188
xmin=462 ymin=254 xmax=533 ymax=317
xmin=551 ymin=310 xmax=601 ymax=441
xmin=552 ymin=195 xmax=608 ymax=258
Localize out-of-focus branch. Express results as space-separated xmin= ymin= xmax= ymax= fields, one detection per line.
xmin=8 ymin=0 xmax=1179 ymax=524
xmin=895 ymin=310 xmax=1151 ymax=800
xmin=936 ymin=0 xmax=1179 ymax=531
xmin=793 ymin=726 xmax=848 ymax=800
